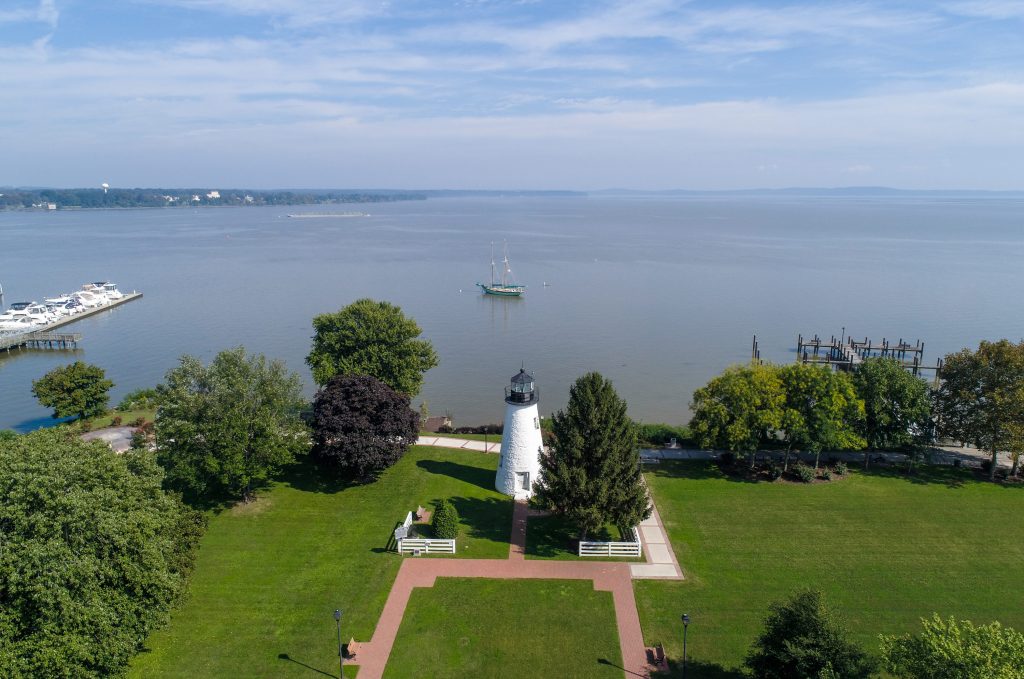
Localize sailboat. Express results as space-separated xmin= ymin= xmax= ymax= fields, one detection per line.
xmin=477 ymin=242 xmax=525 ymax=297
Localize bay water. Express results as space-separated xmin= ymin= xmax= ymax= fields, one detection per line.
xmin=1 ymin=194 xmax=1022 ymax=432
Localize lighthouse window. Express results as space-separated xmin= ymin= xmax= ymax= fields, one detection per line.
xmin=534 ymin=417 xmax=539 ymax=429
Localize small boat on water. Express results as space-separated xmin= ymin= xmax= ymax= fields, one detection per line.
xmin=477 ymin=242 xmax=525 ymax=297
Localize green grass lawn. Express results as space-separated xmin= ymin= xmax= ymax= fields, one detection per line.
xmin=383 ymin=578 xmax=624 ymax=679
xmin=525 ymin=513 xmax=642 ymax=561
xmin=81 ymin=407 xmax=156 ymax=429
xmin=636 ymin=461 xmax=1024 ymax=677
xmin=129 ymin=447 xmax=513 ymax=679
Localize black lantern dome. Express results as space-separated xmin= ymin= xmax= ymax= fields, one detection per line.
xmin=505 ymin=368 xmax=538 ymax=405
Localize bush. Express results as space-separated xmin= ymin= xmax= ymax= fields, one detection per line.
xmin=432 ymin=499 xmax=459 ymax=539
xmin=822 ymin=469 xmax=833 ymax=481
xmin=117 ymin=387 xmax=161 ymax=411
xmin=834 ymin=461 xmax=848 ymax=475
xmin=636 ymin=422 xmax=692 ymax=447
xmin=453 ymin=423 xmax=502 ymax=435
xmin=767 ymin=462 xmax=783 ymax=480
xmin=719 ymin=451 xmax=736 ymax=466
xmin=130 ymin=430 xmax=149 ymax=449
xmin=794 ymin=463 xmax=815 ymax=483
xmin=437 ymin=424 xmax=453 ymax=434
xmin=79 ymin=420 xmax=92 ymax=432
xmin=131 ymin=416 xmax=146 ymax=427
xmin=980 ymin=458 xmax=993 ymax=474
xmin=111 ymin=415 xmax=122 ymax=426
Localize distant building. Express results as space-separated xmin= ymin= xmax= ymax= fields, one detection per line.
xmin=206 ymin=190 xmax=221 ymax=200
xmin=244 ymin=194 xmax=254 ymax=203
xmin=192 ymin=195 xmax=201 ymax=202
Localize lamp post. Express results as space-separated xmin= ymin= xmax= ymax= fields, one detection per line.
xmin=334 ymin=609 xmax=344 ymax=678
xmin=681 ymin=613 xmax=690 ymax=679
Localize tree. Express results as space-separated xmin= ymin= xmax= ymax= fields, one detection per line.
xmin=156 ymin=347 xmax=308 ymax=502
xmin=935 ymin=339 xmax=1024 ymax=480
xmin=533 ymin=372 xmax=651 ymax=540
xmin=310 ymin=374 xmax=419 ymax=478
xmin=690 ymin=363 xmax=785 ymax=468
xmin=31 ymin=361 xmax=113 ymax=420
xmin=880 ymin=615 xmax=1024 ymax=679
xmin=744 ymin=589 xmax=876 ymax=679
xmin=306 ymin=298 xmax=439 ymax=396
xmin=778 ymin=363 xmax=866 ymax=471
xmin=853 ymin=358 xmax=933 ymax=469
xmin=0 ymin=429 xmax=204 ymax=678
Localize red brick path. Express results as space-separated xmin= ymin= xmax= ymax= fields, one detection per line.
xmin=350 ymin=501 xmax=651 ymax=679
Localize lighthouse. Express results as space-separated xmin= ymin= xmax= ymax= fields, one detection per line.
xmin=495 ymin=368 xmax=544 ymax=499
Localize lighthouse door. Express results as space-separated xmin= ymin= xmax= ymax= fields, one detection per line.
xmin=517 ymin=472 xmax=530 ymax=491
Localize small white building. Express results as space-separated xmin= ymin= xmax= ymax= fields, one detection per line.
xmin=495 ymin=368 xmax=545 ymax=500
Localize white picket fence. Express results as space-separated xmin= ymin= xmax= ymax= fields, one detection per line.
xmin=578 ymin=526 xmax=641 ymax=557
xmin=398 ymin=538 xmax=456 ymax=554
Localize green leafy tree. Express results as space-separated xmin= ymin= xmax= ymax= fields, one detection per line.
xmin=690 ymin=363 xmax=785 ymax=467
xmin=778 ymin=363 xmax=866 ymax=471
xmin=156 ymin=347 xmax=308 ymax=502
xmin=853 ymin=358 xmax=933 ymax=469
xmin=935 ymin=339 xmax=1024 ymax=480
xmin=31 ymin=361 xmax=113 ymax=420
xmin=306 ymin=298 xmax=438 ymax=396
xmin=745 ymin=589 xmax=876 ymax=679
xmin=0 ymin=428 xmax=204 ymax=678
xmin=534 ymin=372 xmax=651 ymax=540
xmin=431 ymin=499 xmax=459 ymax=539
xmin=880 ymin=615 xmax=1024 ymax=679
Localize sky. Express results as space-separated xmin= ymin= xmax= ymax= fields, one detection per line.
xmin=1 ymin=0 xmax=1023 ymax=190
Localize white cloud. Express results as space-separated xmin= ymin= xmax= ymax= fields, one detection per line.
xmin=0 ymin=0 xmax=58 ymax=27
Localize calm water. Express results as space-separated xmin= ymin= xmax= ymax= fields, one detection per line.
xmin=2 ymin=195 xmax=1022 ymax=432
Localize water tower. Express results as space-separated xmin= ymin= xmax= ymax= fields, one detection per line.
xmin=495 ymin=368 xmax=544 ymax=499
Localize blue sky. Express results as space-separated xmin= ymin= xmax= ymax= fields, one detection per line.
xmin=1 ymin=0 xmax=1023 ymax=189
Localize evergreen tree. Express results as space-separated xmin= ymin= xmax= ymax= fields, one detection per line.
xmin=533 ymin=372 xmax=650 ymax=539
xmin=745 ymin=589 xmax=876 ymax=679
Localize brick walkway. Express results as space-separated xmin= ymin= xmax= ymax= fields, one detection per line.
xmin=349 ymin=500 xmax=652 ymax=679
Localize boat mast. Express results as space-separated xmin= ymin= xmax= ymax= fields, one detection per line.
xmin=490 ymin=242 xmax=497 ymax=285
xmin=502 ymin=241 xmax=512 ymax=287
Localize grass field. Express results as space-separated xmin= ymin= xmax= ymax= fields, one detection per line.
xmin=383 ymin=578 xmax=624 ymax=679
xmin=129 ymin=447 xmax=513 ymax=678
xmin=635 ymin=461 xmax=1024 ymax=677
xmin=525 ymin=513 xmax=641 ymax=561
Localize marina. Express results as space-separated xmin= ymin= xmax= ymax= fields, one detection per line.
xmin=1 ymin=286 xmax=142 ymax=353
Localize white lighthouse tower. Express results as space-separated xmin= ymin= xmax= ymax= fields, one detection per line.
xmin=495 ymin=368 xmax=544 ymax=499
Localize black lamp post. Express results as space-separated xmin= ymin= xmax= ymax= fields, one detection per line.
xmin=334 ymin=609 xmax=344 ymax=678
xmin=681 ymin=613 xmax=690 ymax=679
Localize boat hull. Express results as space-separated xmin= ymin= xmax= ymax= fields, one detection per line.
xmin=477 ymin=283 xmax=524 ymax=297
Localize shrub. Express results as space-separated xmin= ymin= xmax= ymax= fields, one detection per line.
xmin=117 ymin=387 xmax=161 ymax=411
xmin=111 ymin=415 xmax=122 ymax=426
xmin=822 ymin=469 xmax=833 ymax=481
xmin=453 ymin=424 xmax=502 ymax=435
xmin=130 ymin=430 xmax=149 ymax=449
xmin=437 ymin=424 xmax=453 ymax=434
xmin=131 ymin=416 xmax=146 ymax=427
xmin=432 ymin=499 xmax=459 ymax=539
xmin=636 ymin=422 xmax=692 ymax=447
xmin=834 ymin=461 xmax=848 ymax=475
xmin=79 ymin=420 xmax=92 ymax=432
xmin=767 ymin=462 xmax=783 ymax=480
xmin=980 ymin=458 xmax=993 ymax=474
xmin=794 ymin=463 xmax=815 ymax=483
xmin=719 ymin=451 xmax=736 ymax=466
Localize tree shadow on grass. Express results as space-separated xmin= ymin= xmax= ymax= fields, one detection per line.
xmin=444 ymin=495 xmax=513 ymax=545
xmin=416 ymin=459 xmax=494 ymax=491
xmin=653 ymin=658 xmax=746 ymax=678
xmin=525 ymin=513 xmax=616 ymax=558
xmin=279 ymin=456 xmax=359 ymax=495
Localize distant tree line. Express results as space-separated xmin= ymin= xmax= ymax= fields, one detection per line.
xmin=0 ymin=188 xmax=426 ymax=209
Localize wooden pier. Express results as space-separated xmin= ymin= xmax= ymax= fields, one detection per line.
xmin=0 ymin=292 xmax=142 ymax=353
xmin=750 ymin=332 xmax=943 ymax=381
xmin=795 ymin=333 xmax=942 ymax=378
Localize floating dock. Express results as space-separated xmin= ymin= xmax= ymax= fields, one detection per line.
xmin=0 ymin=292 xmax=142 ymax=353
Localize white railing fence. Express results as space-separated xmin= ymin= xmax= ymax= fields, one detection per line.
xmin=397 ymin=538 xmax=456 ymax=554
xmin=578 ymin=526 xmax=641 ymax=557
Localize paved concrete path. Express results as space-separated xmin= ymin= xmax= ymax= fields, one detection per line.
xmin=632 ymin=500 xmax=684 ymax=580
xmin=417 ymin=435 xmax=498 ymax=452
